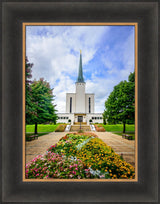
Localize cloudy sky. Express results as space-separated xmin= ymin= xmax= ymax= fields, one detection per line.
xmin=26 ymin=25 xmax=135 ymax=113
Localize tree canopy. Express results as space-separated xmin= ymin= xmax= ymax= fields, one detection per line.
xmin=104 ymin=72 xmax=135 ymax=133
xmin=31 ymin=78 xmax=57 ymax=121
xmin=25 ymin=57 xmax=35 ymax=124
xmin=25 ymin=58 xmax=57 ymax=133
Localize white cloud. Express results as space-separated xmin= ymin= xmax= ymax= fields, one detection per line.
xmin=26 ymin=26 xmax=134 ymax=113
xmin=86 ymin=76 xmax=118 ymax=112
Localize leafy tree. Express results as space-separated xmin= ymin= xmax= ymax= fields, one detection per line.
xmin=25 ymin=57 xmax=35 ymax=124
xmin=30 ymin=78 xmax=57 ymax=134
xmin=104 ymin=72 xmax=135 ymax=133
xmin=128 ymin=71 xmax=135 ymax=83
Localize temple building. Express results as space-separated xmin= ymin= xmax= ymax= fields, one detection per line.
xmin=57 ymin=51 xmax=103 ymax=125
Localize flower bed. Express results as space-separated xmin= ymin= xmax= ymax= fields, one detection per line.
xmin=94 ymin=124 xmax=106 ymax=132
xmin=26 ymin=152 xmax=93 ymax=179
xmin=26 ymin=133 xmax=135 ymax=179
xmin=55 ymin=124 xmax=67 ymax=132
xmin=76 ymin=138 xmax=135 ymax=179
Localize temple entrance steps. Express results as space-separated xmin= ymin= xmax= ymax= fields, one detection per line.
xmin=70 ymin=125 xmax=91 ymax=132
xmin=74 ymin=122 xmax=87 ymax=125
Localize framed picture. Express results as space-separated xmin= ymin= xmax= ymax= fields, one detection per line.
xmin=2 ymin=1 xmax=158 ymax=203
xmin=23 ymin=22 xmax=138 ymax=182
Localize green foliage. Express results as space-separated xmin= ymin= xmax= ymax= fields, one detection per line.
xmin=102 ymin=113 xmax=106 ymax=125
xmin=25 ymin=58 xmax=57 ymax=134
xmin=128 ymin=71 xmax=135 ymax=83
xmin=104 ymin=72 xmax=135 ymax=133
xmin=26 ymin=124 xmax=59 ymax=133
xmin=29 ymin=78 xmax=58 ymax=133
xmin=25 ymin=57 xmax=35 ymax=124
xmin=31 ymin=78 xmax=57 ymax=123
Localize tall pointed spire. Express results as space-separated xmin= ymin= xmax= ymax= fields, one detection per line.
xmin=77 ymin=50 xmax=85 ymax=83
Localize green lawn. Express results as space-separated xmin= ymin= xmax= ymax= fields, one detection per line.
xmin=102 ymin=124 xmax=135 ymax=140
xmin=26 ymin=124 xmax=59 ymax=133
xmin=102 ymin=124 xmax=135 ymax=132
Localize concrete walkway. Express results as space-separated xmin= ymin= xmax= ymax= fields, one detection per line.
xmin=25 ymin=131 xmax=135 ymax=167
xmin=25 ymin=132 xmax=66 ymax=164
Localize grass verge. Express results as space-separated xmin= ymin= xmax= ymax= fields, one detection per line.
xmin=102 ymin=124 xmax=135 ymax=132
xmin=26 ymin=124 xmax=58 ymax=133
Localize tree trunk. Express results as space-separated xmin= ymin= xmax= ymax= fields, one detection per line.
xmin=35 ymin=122 xmax=38 ymax=134
xmin=123 ymin=122 xmax=126 ymax=133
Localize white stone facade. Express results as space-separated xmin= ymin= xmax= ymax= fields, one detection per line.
xmin=57 ymin=52 xmax=103 ymax=125
xmin=57 ymin=113 xmax=103 ymax=125
xmin=66 ymin=84 xmax=94 ymax=114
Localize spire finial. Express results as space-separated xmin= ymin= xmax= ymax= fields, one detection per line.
xmin=76 ymin=51 xmax=84 ymax=83
xmin=80 ymin=49 xmax=82 ymax=54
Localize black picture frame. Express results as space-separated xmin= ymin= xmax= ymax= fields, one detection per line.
xmin=1 ymin=1 xmax=159 ymax=203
